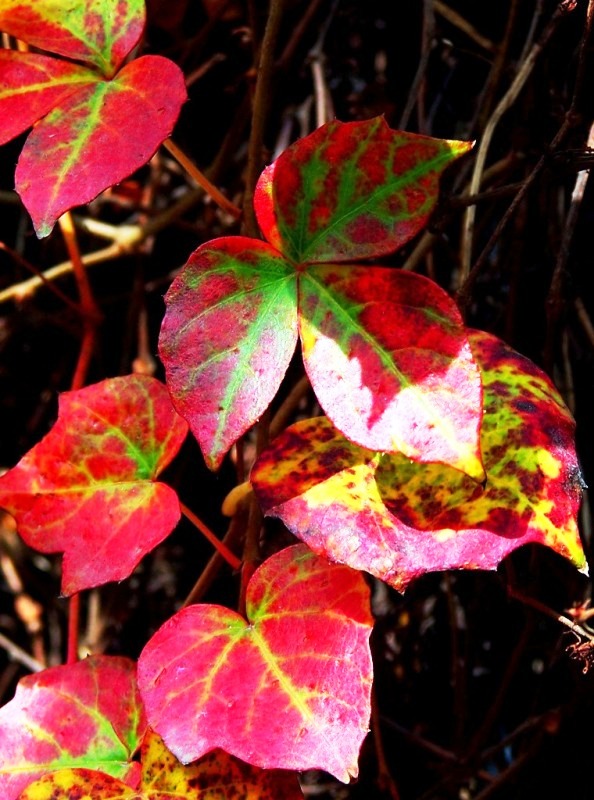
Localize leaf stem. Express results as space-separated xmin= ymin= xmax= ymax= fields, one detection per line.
xmin=180 ymin=502 xmax=241 ymax=570
xmin=162 ymin=138 xmax=242 ymax=220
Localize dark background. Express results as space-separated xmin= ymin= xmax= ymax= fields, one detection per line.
xmin=1 ymin=1 xmax=594 ymax=797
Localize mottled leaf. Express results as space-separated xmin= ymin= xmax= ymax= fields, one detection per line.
xmin=299 ymin=265 xmax=484 ymax=479
xmin=255 ymin=116 xmax=472 ymax=263
xmin=18 ymin=730 xmax=303 ymax=799
xmin=138 ymin=544 xmax=373 ymax=783
xmin=0 ymin=0 xmax=145 ymax=76
xmin=159 ymin=237 xmax=298 ymax=470
xmin=15 ymin=54 xmax=187 ymax=238
xmin=0 ymin=656 xmax=145 ymax=800
xmin=0 ymin=375 xmax=188 ymax=595
xmin=251 ymin=331 xmax=586 ymax=591
xmin=0 ymin=50 xmax=98 ymax=146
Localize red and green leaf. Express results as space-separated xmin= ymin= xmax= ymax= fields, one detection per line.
xmin=0 ymin=0 xmax=145 ymax=76
xmin=0 ymin=375 xmax=188 ymax=595
xmin=0 ymin=656 xmax=145 ymax=800
xmin=251 ymin=331 xmax=586 ymax=591
xmin=159 ymin=237 xmax=299 ymax=470
xmin=17 ymin=729 xmax=303 ymax=799
xmin=0 ymin=51 xmax=98 ymax=145
xmin=254 ymin=117 xmax=472 ymax=263
xmin=299 ymin=265 xmax=484 ymax=479
xmin=138 ymin=544 xmax=373 ymax=783
xmin=15 ymin=55 xmax=187 ymax=238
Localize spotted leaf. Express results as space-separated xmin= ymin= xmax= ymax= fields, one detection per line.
xmin=0 ymin=656 xmax=145 ymax=800
xmin=17 ymin=729 xmax=303 ymax=800
xmin=251 ymin=330 xmax=586 ymax=591
xmin=0 ymin=375 xmax=188 ymax=595
xmin=138 ymin=544 xmax=373 ymax=783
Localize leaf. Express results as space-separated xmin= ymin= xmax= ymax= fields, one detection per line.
xmin=251 ymin=331 xmax=586 ymax=591
xmin=0 ymin=0 xmax=146 ymax=76
xmin=0 ymin=656 xmax=146 ymax=800
xmin=254 ymin=116 xmax=472 ymax=263
xmin=0 ymin=375 xmax=188 ymax=595
xmin=299 ymin=265 xmax=484 ymax=479
xmin=0 ymin=50 xmax=98 ymax=146
xmin=17 ymin=729 xmax=304 ymax=799
xmin=15 ymin=55 xmax=187 ymax=238
xmin=138 ymin=544 xmax=373 ymax=783
xmin=159 ymin=237 xmax=299 ymax=470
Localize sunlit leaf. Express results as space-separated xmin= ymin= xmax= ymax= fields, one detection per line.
xmin=0 ymin=375 xmax=188 ymax=595
xmin=299 ymin=264 xmax=484 ymax=478
xmin=138 ymin=544 xmax=373 ymax=782
xmin=255 ymin=116 xmax=472 ymax=263
xmin=159 ymin=237 xmax=298 ymax=470
xmin=15 ymin=55 xmax=187 ymax=238
xmin=18 ymin=729 xmax=303 ymax=799
xmin=0 ymin=656 xmax=145 ymax=800
xmin=251 ymin=331 xmax=586 ymax=591
xmin=0 ymin=50 xmax=98 ymax=146
xmin=0 ymin=0 xmax=145 ymax=76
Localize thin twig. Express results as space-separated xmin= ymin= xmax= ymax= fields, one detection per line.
xmin=0 ymin=631 xmax=45 ymax=673
xmin=433 ymin=0 xmax=496 ymax=53
xmin=180 ymin=502 xmax=241 ymax=570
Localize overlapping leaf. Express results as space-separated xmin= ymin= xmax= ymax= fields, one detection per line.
xmin=299 ymin=265 xmax=484 ymax=477
xmin=17 ymin=729 xmax=304 ymax=799
xmin=160 ymin=117 xmax=482 ymax=477
xmin=0 ymin=375 xmax=188 ymax=595
xmin=0 ymin=0 xmax=145 ymax=76
xmin=0 ymin=656 xmax=145 ymax=800
xmin=255 ymin=116 xmax=473 ymax=263
xmin=0 ymin=0 xmax=186 ymax=236
xmin=138 ymin=544 xmax=373 ymax=783
xmin=251 ymin=331 xmax=586 ymax=590
xmin=159 ymin=237 xmax=298 ymax=470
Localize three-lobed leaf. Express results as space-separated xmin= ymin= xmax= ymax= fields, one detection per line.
xmin=251 ymin=330 xmax=586 ymax=590
xmin=17 ymin=729 xmax=304 ymax=800
xmin=160 ymin=117 xmax=482 ymax=477
xmin=0 ymin=656 xmax=145 ymax=800
xmin=138 ymin=544 xmax=374 ymax=783
xmin=0 ymin=375 xmax=188 ymax=595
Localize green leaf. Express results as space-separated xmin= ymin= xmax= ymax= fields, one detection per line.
xmin=251 ymin=331 xmax=586 ymax=590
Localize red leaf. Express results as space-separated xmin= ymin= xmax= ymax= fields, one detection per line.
xmin=159 ymin=237 xmax=298 ymax=470
xmin=0 ymin=0 xmax=145 ymax=76
xmin=0 ymin=656 xmax=146 ymax=800
xmin=299 ymin=265 xmax=484 ymax=479
xmin=0 ymin=50 xmax=98 ymax=146
xmin=15 ymin=55 xmax=187 ymax=238
xmin=0 ymin=375 xmax=188 ymax=595
xmin=138 ymin=544 xmax=373 ymax=782
xmin=251 ymin=331 xmax=586 ymax=590
xmin=255 ymin=117 xmax=472 ymax=263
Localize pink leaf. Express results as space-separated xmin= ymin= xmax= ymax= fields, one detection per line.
xmin=138 ymin=544 xmax=373 ymax=782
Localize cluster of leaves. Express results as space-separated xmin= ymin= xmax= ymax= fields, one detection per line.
xmin=0 ymin=0 xmax=586 ymax=797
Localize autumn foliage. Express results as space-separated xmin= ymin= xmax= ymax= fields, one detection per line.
xmin=0 ymin=1 xmax=589 ymax=798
